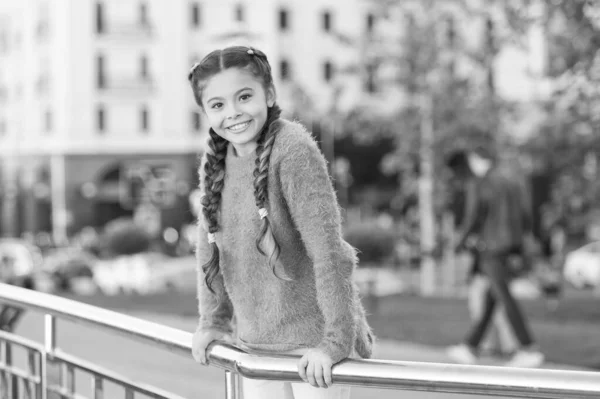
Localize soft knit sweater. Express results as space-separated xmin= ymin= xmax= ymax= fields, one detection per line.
xmin=195 ymin=119 xmax=373 ymax=363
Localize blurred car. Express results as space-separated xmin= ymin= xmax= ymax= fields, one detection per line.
xmin=563 ymin=241 xmax=600 ymax=289
xmin=42 ymin=247 xmax=97 ymax=294
xmin=93 ymin=253 xmax=195 ymax=295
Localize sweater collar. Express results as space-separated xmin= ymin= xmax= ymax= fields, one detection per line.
xmin=226 ymin=142 xmax=257 ymax=169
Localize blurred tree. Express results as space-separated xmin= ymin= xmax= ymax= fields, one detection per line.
xmin=333 ymin=0 xmax=566 ymax=293
xmin=521 ymin=0 xmax=600 ymax=234
xmin=345 ymin=0 xmax=525 ymax=294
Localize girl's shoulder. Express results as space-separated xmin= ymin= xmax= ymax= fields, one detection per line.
xmin=271 ymin=119 xmax=320 ymax=163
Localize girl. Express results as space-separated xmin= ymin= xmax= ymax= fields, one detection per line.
xmin=188 ymin=45 xmax=374 ymax=398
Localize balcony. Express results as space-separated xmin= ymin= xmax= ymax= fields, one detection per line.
xmin=96 ymin=22 xmax=154 ymax=41
xmin=98 ymin=76 xmax=155 ymax=95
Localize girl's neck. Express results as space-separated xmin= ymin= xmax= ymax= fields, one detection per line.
xmin=231 ymin=142 xmax=258 ymax=158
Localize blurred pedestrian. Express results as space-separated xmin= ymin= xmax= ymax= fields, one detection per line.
xmin=445 ymin=147 xmax=545 ymax=368
xmin=188 ymin=46 xmax=374 ymax=398
xmin=466 ymin=246 xmax=518 ymax=357
xmin=449 ymin=177 xmax=518 ymax=357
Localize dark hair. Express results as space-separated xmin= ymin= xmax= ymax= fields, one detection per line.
xmin=445 ymin=149 xmax=469 ymax=172
xmin=472 ymin=145 xmax=495 ymax=161
xmin=188 ymin=46 xmax=284 ymax=293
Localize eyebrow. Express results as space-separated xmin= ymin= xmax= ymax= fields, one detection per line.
xmin=206 ymin=87 xmax=254 ymax=103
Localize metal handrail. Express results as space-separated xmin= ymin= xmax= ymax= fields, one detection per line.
xmin=1 ymin=282 xmax=600 ymax=398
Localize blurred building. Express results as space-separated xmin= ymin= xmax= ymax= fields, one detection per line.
xmin=0 ymin=0 xmax=549 ymax=242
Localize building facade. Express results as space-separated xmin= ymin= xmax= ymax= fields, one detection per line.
xmin=0 ymin=0 xmax=548 ymax=242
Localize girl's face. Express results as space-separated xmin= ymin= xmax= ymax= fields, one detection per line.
xmin=201 ymin=68 xmax=275 ymax=157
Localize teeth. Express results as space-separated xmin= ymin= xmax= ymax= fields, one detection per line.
xmin=228 ymin=121 xmax=250 ymax=132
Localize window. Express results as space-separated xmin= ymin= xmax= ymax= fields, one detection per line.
xmin=44 ymin=110 xmax=52 ymax=132
xmin=280 ymin=59 xmax=290 ymax=81
xmin=279 ymin=8 xmax=289 ymax=31
xmin=37 ymin=2 xmax=50 ymax=39
xmin=14 ymin=31 xmax=22 ymax=47
xmin=96 ymin=2 xmax=104 ymax=34
xmin=192 ymin=111 xmax=201 ymax=132
xmin=191 ymin=2 xmax=201 ymax=28
xmin=323 ymin=61 xmax=333 ymax=82
xmin=485 ymin=16 xmax=495 ymax=92
xmin=141 ymin=106 xmax=149 ymax=132
xmin=140 ymin=54 xmax=148 ymax=79
xmin=235 ymin=3 xmax=244 ymax=22
xmin=0 ymin=30 xmax=8 ymax=53
xmin=140 ymin=2 xmax=148 ymax=26
xmin=365 ymin=63 xmax=377 ymax=93
xmin=322 ymin=11 xmax=332 ymax=32
xmin=446 ymin=15 xmax=456 ymax=47
xmin=97 ymin=54 xmax=105 ymax=89
xmin=97 ymin=106 xmax=105 ymax=132
xmin=485 ymin=16 xmax=495 ymax=52
xmin=366 ymin=13 xmax=375 ymax=34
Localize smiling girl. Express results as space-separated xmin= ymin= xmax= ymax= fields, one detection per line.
xmin=188 ymin=46 xmax=373 ymax=399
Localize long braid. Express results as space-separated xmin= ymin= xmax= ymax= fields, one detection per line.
xmin=253 ymin=105 xmax=291 ymax=280
xmin=201 ymin=128 xmax=228 ymax=293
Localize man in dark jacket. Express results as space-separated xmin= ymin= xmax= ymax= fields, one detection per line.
xmin=445 ymin=147 xmax=544 ymax=368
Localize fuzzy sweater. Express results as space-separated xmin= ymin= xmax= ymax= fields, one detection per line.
xmin=195 ymin=119 xmax=373 ymax=363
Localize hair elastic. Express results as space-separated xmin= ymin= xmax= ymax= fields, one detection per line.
xmin=207 ymin=233 xmax=216 ymax=244
xmin=247 ymin=48 xmax=255 ymax=55
xmin=258 ymin=208 xmax=268 ymax=219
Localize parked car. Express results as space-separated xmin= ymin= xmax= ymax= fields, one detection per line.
xmin=563 ymin=241 xmax=600 ymax=289
xmin=93 ymin=253 xmax=195 ymax=295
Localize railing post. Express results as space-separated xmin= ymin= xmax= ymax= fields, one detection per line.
xmin=224 ymin=371 xmax=239 ymax=399
xmin=42 ymin=314 xmax=56 ymax=399
xmin=3 ymin=341 xmax=18 ymax=399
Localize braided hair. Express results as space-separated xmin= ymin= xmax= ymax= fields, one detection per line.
xmin=188 ymin=46 xmax=286 ymax=293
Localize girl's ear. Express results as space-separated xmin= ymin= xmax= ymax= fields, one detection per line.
xmin=266 ymin=85 xmax=276 ymax=107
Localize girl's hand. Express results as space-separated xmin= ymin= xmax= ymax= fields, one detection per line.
xmin=191 ymin=329 xmax=234 ymax=365
xmin=298 ymin=349 xmax=334 ymax=388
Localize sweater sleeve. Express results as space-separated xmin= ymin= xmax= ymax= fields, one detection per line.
xmin=195 ymin=155 xmax=234 ymax=334
xmin=279 ymin=134 xmax=355 ymax=364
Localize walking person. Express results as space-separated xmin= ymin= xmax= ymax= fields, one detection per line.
xmin=445 ymin=147 xmax=545 ymax=368
xmin=466 ymin=247 xmax=518 ymax=357
xmin=449 ymin=182 xmax=518 ymax=357
xmin=188 ymin=46 xmax=374 ymax=398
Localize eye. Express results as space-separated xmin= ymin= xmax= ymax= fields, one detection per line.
xmin=240 ymin=94 xmax=252 ymax=101
xmin=210 ymin=102 xmax=223 ymax=110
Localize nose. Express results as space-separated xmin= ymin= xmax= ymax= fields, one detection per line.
xmin=226 ymin=103 xmax=242 ymax=120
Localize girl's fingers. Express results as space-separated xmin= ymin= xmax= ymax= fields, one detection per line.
xmin=314 ymin=363 xmax=326 ymax=388
xmin=323 ymin=363 xmax=333 ymax=388
xmin=298 ymin=356 xmax=308 ymax=382
xmin=306 ymin=361 xmax=317 ymax=387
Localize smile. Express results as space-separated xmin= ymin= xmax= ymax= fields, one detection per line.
xmin=226 ymin=121 xmax=251 ymax=132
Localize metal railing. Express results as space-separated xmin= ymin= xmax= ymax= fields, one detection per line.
xmin=1 ymin=282 xmax=599 ymax=399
